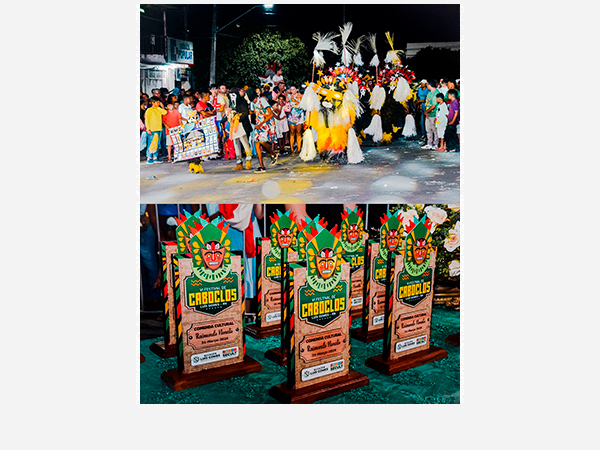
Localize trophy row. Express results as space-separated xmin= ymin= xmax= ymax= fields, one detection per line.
xmin=147 ymin=207 xmax=454 ymax=403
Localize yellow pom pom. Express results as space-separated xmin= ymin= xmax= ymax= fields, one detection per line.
xmin=381 ymin=132 xmax=393 ymax=144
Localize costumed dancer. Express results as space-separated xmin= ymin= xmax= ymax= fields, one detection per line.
xmin=299 ymin=75 xmax=364 ymax=164
xmin=287 ymin=85 xmax=304 ymax=155
xmin=228 ymin=87 xmax=254 ymax=171
xmin=249 ymin=90 xmax=278 ymax=173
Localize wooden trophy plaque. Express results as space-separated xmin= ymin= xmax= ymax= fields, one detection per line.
xmin=149 ymin=241 xmax=179 ymax=358
xmin=269 ymin=226 xmax=369 ymax=403
xmin=366 ymin=217 xmax=447 ymax=374
xmin=245 ymin=237 xmax=297 ymax=339
xmin=352 ymin=210 xmax=404 ymax=342
xmin=161 ymin=219 xmax=262 ymax=391
xmin=340 ymin=206 xmax=368 ymax=320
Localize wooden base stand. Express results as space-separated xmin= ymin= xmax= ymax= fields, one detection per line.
xmin=350 ymin=327 xmax=384 ymax=343
xmin=161 ymin=356 xmax=262 ymax=391
xmin=350 ymin=309 xmax=363 ymax=321
xmin=268 ymin=370 xmax=370 ymax=404
xmin=445 ymin=332 xmax=460 ymax=346
xmin=244 ymin=323 xmax=281 ymax=339
xmin=365 ymin=345 xmax=447 ymax=375
xmin=264 ymin=347 xmax=287 ymax=366
xmin=149 ymin=340 xmax=178 ymax=358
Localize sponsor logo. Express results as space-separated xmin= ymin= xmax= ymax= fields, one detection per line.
xmin=395 ymin=335 xmax=427 ymax=354
xmin=190 ymin=346 xmax=239 ymax=366
xmin=301 ymin=359 xmax=345 ymax=381
xmin=373 ymin=314 xmax=385 ymax=326
xmin=351 ymin=297 xmax=363 ymax=307
xmin=265 ymin=311 xmax=281 ymax=323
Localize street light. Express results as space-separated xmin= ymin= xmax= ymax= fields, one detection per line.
xmin=209 ymin=4 xmax=273 ymax=85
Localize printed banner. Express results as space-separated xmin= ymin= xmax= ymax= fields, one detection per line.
xmin=170 ymin=117 xmax=219 ymax=162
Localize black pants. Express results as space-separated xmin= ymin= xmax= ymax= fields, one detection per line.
xmin=446 ymin=124 xmax=459 ymax=149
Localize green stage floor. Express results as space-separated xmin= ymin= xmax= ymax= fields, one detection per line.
xmin=140 ymin=306 xmax=460 ymax=404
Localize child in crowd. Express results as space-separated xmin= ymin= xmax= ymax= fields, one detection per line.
xmin=162 ymin=102 xmax=182 ymax=163
xmin=144 ymin=96 xmax=167 ymax=164
xmin=221 ymin=116 xmax=236 ymax=161
xmin=445 ymin=89 xmax=460 ymax=152
xmin=435 ymin=93 xmax=449 ymax=151
xmin=272 ymin=94 xmax=289 ymax=154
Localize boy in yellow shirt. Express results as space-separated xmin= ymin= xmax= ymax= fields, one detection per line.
xmin=144 ymin=97 xmax=167 ymax=164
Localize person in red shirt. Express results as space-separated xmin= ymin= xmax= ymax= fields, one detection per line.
xmin=195 ymin=91 xmax=215 ymax=118
xmin=162 ymin=103 xmax=182 ymax=163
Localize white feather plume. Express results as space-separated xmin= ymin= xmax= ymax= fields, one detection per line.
xmin=369 ymin=54 xmax=379 ymax=67
xmin=300 ymin=128 xmax=317 ymax=161
xmin=364 ymin=114 xmax=383 ymax=143
xmin=343 ymin=88 xmax=363 ymax=118
xmin=369 ymin=85 xmax=386 ymax=110
xmin=402 ymin=115 xmax=417 ymax=137
xmin=313 ymin=32 xmax=340 ymax=53
xmin=393 ymin=77 xmax=411 ymax=103
xmin=349 ymin=35 xmax=364 ymax=66
xmin=366 ymin=33 xmax=379 ymax=67
xmin=298 ymin=84 xmax=321 ymax=112
xmin=312 ymin=50 xmax=326 ymax=68
xmin=347 ymin=128 xmax=364 ymax=164
xmin=338 ymin=23 xmax=354 ymax=66
xmin=367 ymin=33 xmax=377 ymax=53
xmin=312 ymin=32 xmax=340 ymax=68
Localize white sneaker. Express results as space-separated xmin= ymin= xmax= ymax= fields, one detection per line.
xmin=421 ymin=144 xmax=432 ymax=149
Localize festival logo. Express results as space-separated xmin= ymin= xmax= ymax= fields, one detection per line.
xmin=404 ymin=216 xmax=434 ymax=277
xmin=190 ymin=220 xmax=232 ymax=283
xmin=185 ymin=218 xmax=239 ymax=316
xmin=297 ymin=215 xmax=327 ymax=262
xmin=299 ymin=227 xmax=348 ymax=327
xmin=379 ymin=210 xmax=403 ymax=261
xmin=174 ymin=211 xmax=204 ymax=254
xmin=306 ymin=227 xmax=343 ymax=292
xmin=268 ymin=209 xmax=299 ymax=260
xmin=340 ymin=207 xmax=365 ymax=253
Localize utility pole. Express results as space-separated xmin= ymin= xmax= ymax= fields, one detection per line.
xmin=184 ymin=5 xmax=189 ymax=40
xmin=210 ymin=5 xmax=217 ymax=86
xmin=163 ymin=9 xmax=168 ymax=61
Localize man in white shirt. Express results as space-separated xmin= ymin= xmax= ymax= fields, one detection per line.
xmin=178 ymin=94 xmax=193 ymax=125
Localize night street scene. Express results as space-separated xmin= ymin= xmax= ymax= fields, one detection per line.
xmin=140 ymin=4 xmax=460 ymax=203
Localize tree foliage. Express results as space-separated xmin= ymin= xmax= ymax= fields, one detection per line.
xmin=215 ymin=30 xmax=311 ymax=89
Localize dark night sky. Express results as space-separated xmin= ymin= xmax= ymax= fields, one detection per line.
xmin=141 ymin=3 xmax=460 ymax=52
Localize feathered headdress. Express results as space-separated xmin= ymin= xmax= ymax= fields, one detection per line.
xmin=312 ymin=31 xmax=340 ymax=68
xmin=384 ymin=32 xmax=403 ymax=64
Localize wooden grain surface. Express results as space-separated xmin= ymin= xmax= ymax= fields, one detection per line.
xmin=293 ymin=262 xmax=351 ymax=390
xmin=178 ymin=256 xmax=244 ymax=373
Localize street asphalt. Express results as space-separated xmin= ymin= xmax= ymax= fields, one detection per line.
xmin=140 ymin=138 xmax=460 ymax=204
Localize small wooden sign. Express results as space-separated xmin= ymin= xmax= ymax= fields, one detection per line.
xmin=366 ymin=216 xmax=447 ymax=375
xmin=269 ymin=226 xmax=369 ymax=403
xmin=161 ymin=218 xmax=261 ymax=390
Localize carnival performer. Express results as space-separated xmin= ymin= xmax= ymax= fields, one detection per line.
xmin=287 ymin=85 xmax=305 ymax=155
xmin=272 ymin=94 xmax=289 ymax=155
xmin=248 ymin=90 xmax=278 ymax=173
xmin=228 ymin=87 xmax=253 ymax=171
